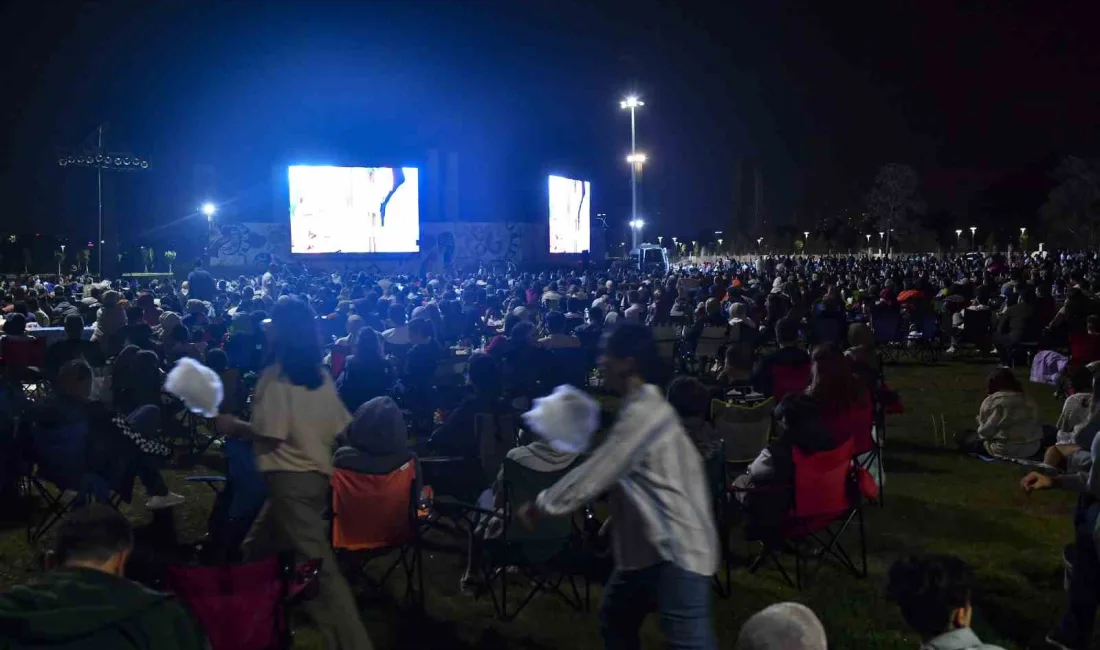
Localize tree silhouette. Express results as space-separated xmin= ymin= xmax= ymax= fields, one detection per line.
xmin=1039 ymin=156 xmax=1100 ymax=249
xmin=864 ymin=163 xmax=925 ymax=256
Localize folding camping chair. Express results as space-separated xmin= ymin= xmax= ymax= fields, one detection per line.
xmin=165 ymin=554 xmax=320 ymax=650
xmin=465 ymin=458 xmax=588 ymax=621
xmin=735 ymin=437 xmax=868 ymax=589
xmin=693 ymin=326 xmax=727 ymax=375
xmin=870 ymin=308 xmax=904 ymax=363
xmin=712 ymin=397 xmax=775 ymax=464
xmin=24 ymin=421 xmax=126 ymax=542
xmin=3 ymin=336 xmax=48 ymax=400
xmin=652 ymin=324 xmax=683 ymax=365
xmin=331 ymin=460 xmax=425 ymax=609
xmin=770 ymin=363 xmax=812 ymax=402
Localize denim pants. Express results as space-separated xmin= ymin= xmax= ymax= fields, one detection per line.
xmin=1057 ymin=496 xmax=1100 ymax=647
xmin=599 ymin=561 xmax=717 ymax=650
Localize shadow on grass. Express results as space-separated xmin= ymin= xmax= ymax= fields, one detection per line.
xmin=883 ymin=457 xmax=949 ymax=475
xmin=870 ymin=494 xmax=1026 ymax=548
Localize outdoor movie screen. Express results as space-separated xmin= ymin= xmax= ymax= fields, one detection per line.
xmin=289 ymin=165 xmax=420 ymax=254
xmin=548 ymin=174 xmax=591 ymax=254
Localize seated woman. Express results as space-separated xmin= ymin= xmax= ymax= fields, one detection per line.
xmin=957 ymin=367 xmax=1043 ymax=459
xmin=336 ymin=328 xmax=396 ymax=412
xmin=732 ymin=392 xmax=836 ymax=542
xmin=333 ymin=396 xmax=417 ymax=479
xmin=460 ymin=421 xmax=578 ymax=594
xmin=716 ymin=342 xmax=754 ymax=390
xmin=113 ymin=349 xmax=166 ymax=414
xmin=808 ymin=343 xmax=872 ymax=447
xmin=427 ymin=353 xmax=511 ymax=460
xmin=667 ymin=376 xmax=722 ymax=460
xmin=45 ymin=359 xmax=183 ymax=510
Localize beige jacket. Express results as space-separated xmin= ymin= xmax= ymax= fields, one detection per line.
xmin=976 ymin=391 xmax=1042 ymax=459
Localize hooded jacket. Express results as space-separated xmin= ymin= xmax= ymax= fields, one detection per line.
xmin=333 ymin=396 xmax=412 ymax=476
xmin=0 ymin=567 xmax=206 ymax=650
xmin=975 ymin=390 xmax=1043 ymax=459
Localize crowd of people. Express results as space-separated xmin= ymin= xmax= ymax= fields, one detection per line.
xmin=1 ymin=250 xmax=1100 ymax=648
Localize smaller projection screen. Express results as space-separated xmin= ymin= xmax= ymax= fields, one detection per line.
xmin=289 ymin=165 xmax=419 ymax=254
xmin=548 ymin=174 xmax=591 ymax=254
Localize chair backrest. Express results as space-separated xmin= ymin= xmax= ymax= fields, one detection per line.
xmin=501 ymin=458 xmax=575 ymax=544
xmin=822 ymin=397 xmax=875 ymax=452
xmin=331 ymin=462 xmax=417 ymax=551
xmin=711 ymin=397 xmax=775 ymax=462
xmin=871 ymin=309 xmax=901 ymax=344
xmin=770 ymin=363 xmax=811 ymax=401
xmin=329 ymin=345 xmax=349 ymax=378
xmin=3 ymin=336 xmax=46 ymax=370
xmin=696 ymin=326 xmax=727 ymax=359
xmin=1069 ymin=332 xmax=1100 ymax=368
xmin=791 ymin=437 xmax=856 ymax=520
xmin=30 ymin=421 xmax=91 ymax=488
xmin=476 ymin=413 xmax=517 ymax=486
xmin=962 ymin=309 xmax=992 ymax=342
xmin=223 ymin=438 xmax=267 ymax=520
xmin=165 ymin=555 xmax=285 ymax=650
xmin=652 ymin=325 xmax=680 ymax=361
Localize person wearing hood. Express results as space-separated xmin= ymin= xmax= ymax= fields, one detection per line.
xmin=0 ymin=505 xmax=206 ymax=650
xmin=333 ymin=397 xmax=418 ymax=488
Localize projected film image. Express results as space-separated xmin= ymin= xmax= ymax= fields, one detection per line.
xmin=548 ymin=175 xmax=591 ymax=254
xmin=289 ymin=165 xmax=420 ymax=254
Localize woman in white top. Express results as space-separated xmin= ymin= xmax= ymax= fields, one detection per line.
xmin=217 ymin=298 xmax=372 ymax=650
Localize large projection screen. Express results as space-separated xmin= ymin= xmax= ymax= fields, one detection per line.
xmin=289 ymin=165 xmax=419 ymax=254
xmin=548 ymin=175 xmax=591 ymax=254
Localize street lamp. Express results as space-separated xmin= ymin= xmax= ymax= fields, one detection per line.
xmin=657 ymin=235 xmax=663 ymax=245
xmin=969 ymin=226 xmax=977 ymax=250
xmin=201 ymin=203 xmax=216 ymax=220
xmin=955 ymin=229 xmax=962 ymax=247
xmin=620 ymin=95 xmax=645 ymax=251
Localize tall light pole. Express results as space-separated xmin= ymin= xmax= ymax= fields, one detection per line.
xmin=629 ymin=219 xmax=645 ymax=257
xmin=955 ymin=229 xmax=962 ymax=248
xmin=621 ymin=95 xmax=645 ymax=251
xmin=58 ymin=123 xmax=150 ymax=278
xmin=969 ymin=226 xmax=977 ymax=250
xmin=202 ymin=203 xmax=217 ymax=265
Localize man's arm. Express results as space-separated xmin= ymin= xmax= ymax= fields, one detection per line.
xmin=535 ymin=397 xmax=676 ymax=517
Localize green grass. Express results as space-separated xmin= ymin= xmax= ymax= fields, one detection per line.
xmin=0 ymin=359 xmax=1084 ymax=649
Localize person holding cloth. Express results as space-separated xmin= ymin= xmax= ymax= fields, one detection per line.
xmin=216 ymin=297 xmax=372 ymax=650
xmin=518 ymin=321 xmax=719 ymax=650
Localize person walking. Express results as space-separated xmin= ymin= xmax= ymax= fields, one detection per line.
xmin=519 ymin=321 xmax=719 ymax=650
xmin=217 ymin=297 xmax=372 ymax=650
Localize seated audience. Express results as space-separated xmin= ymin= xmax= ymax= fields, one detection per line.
xmin=735 ymin=602 xmax=828 ymax=650
xmin=45 ymin=314 xmax=102 ymax=380
xmin=808 ymin=343 xmax=871 ymax=447
xmin=1047 ymin=369 xmax=1100 ymax=469
xmin=428 ymin=353 xmax=510 ymax=458
xmin=0 ymin=505 xmax=206 ymax=648
xmin=886 ymin=554 xmax=1006 ymax=650
xmin=336 ymin=328 xmax=396 ymax=412
xmin=334 ymin=396 xmax=417 ymax=478
xmin=845 ymin=322 xmax=881 ymax=390
xmin=717 ymin=342 xmax=754 ymax=389
xmin=957 ymin=367 xmax=1043 ymax=459
xmin=538 ymin=311 xmax=581 ymax=349
xmin=750 ymin=317 xmax=811 ymax=398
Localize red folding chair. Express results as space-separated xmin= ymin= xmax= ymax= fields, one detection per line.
xmin=165 ymin=555 xmax=320 ymax=650
xmin=2 ymin=336 xmax=47 ymax=398
xmin=770 ymin=363 xmax=811 ymax=402
xmin=738 ymin=437 xmax=868 ymax=589
xmin=330 ymin=460 xmax=424 ymax=610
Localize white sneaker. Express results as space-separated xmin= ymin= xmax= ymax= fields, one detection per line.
xmin=146 ymin=493 xmax=186 ymax=510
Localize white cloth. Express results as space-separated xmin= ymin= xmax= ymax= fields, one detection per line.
xmin=522 ymin=384 xmax=600 ymax=454
xmin=164 ymin=357 xmax=224 ymax=418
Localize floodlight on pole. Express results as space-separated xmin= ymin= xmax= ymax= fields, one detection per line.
xmin=620 ymin=94 xmax=645 ymax=250
xmin=201 ymin=203 xmax=217 ymax=220
xmin=969 ymin=226 xmax=977 ymax=249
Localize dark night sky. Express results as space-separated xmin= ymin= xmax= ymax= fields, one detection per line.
xmin=1 ymin=0 xmax=1098 ymax=248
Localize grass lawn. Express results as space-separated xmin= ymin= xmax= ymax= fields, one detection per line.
xmin=0 ymin=358 xmax=1085 ymax=649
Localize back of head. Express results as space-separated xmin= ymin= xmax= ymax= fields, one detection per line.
xmin=776 ymin=317 xmax=799 ymax=346
xmin=603 ymin=321 xmax=659 ymax=383
xmin=206 ymin=348 xmax=228 ymax=373
xmin=468 ymin=352 xmax=502 ymax=396
xmin=3 ymin=312 xmax=27 ymax=335
xmin=510 ymin=320 xmax=536 ymax=343
xmin=736 ymin=602 xmax=828 ymax=650
xmin=887 ymin=554 xmax=974 ymax=640
xmin=57 ymin=358 xmax=93 ymax=399
xmin=55 ymin=504 xmax=133 ymax=569
xmin=64 ymin=313 xmax=85 ymax=337
xmin=986 ymin=366 xmax=1022 ymax=395
xmin=349 ymin=396 xmax=407 ymax=455
xmin=271 ymin=297 xmax=324 ymax=389
xmin=545 ymin=310 xmax=566 ymax=334
xmin=667 ymin=375 xmax=710 ymax=420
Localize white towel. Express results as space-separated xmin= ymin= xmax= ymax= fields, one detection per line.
xmin=522 ymin=384 xmax=600 ymax=454
xmin=164 ymin=357 xmax=224 ymax=418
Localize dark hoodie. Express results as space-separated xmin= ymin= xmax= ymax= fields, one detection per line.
xmin=0 ymin=567 xmax=206 ymax=650
xmin=333 ymin=396 xmax=411 ymax=475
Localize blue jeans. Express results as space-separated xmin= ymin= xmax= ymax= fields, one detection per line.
xmin=599 ymin=562 xmax=716 ymax=650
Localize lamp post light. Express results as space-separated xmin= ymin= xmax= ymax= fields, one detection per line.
xmin=955 ymin=229 xmax=962 ymax=248
xmin=628 ymin=219 xmax=645 ymax=248
xmin=201 ymin=202 xmax=217 ymax=264
xmin=620 ymin=95 xmax=645 ymax=251
xmin=969 ymin=226 xmax=977 ymax=250
xmin=657 ymin=235 xmax=663 ymax=246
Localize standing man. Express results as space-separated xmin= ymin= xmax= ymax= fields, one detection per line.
xmin=186 ymin=259 xmax=216 ymax=303
xmin=520 ymin=321 xmax=718 ymax=650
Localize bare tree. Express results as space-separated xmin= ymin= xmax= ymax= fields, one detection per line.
xmin=1040 ymin=156 xmax=1100 ymax=250
xmin=864 ymin=163 xmax=925 ymax=256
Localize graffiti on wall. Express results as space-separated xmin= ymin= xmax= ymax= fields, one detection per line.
xmin=210 ymin=221 xmax=546 ymax=274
